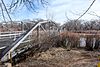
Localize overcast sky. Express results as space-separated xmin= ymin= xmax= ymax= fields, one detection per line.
xmin=1 ymin=0 xmax=100 ymax=24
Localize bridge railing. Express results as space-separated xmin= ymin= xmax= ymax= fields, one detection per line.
xmin=0 ymin=31 xmax=25 ymax=40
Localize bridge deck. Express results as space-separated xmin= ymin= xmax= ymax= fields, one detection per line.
xmin=0 ymin=38 xmax=14 ymax=48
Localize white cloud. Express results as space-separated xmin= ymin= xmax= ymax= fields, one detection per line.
xmin=31 ymin=0 xmax=100 ymax=24
xmin=1 ymin=0 xmax=100 ymax=24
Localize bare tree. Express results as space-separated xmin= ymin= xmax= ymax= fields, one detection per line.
xmin=8 ymin=0 xmax=48 ymax=13
xmin=0 ymin=0 xmax=48 ymax=30
xmin=63 ymin=20 xmax=82 ymax=31
xmin=0 ymin=0 xmax=48 ymax=21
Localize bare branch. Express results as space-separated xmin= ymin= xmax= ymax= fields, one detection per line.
xmin=88 ymin=11 xmax=100 ymax=18
xmin=1 ymin=0 xmax=13 ymax=26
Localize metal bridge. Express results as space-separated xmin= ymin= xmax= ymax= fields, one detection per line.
xmin=0 ymin=20 xmax=59 ymax=62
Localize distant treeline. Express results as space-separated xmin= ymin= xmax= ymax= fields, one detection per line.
xmin=62 ymin=20 xmax=100 ymax=31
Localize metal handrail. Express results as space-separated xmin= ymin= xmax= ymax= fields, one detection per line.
xmin=0 ymin=21 xmax=47 ymax=62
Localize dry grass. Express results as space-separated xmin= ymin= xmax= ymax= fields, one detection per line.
xmin=1 ymin=31 xmax=100 ymax=67
xmin=13 ymin=47 xmax=99 ymax=67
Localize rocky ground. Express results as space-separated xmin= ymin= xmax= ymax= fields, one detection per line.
xmin=10 ymin=47 xmax=100 ymax=67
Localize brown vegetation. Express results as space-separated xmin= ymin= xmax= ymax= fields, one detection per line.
xmin=13 ymin=47 xmax=99 ymax=67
